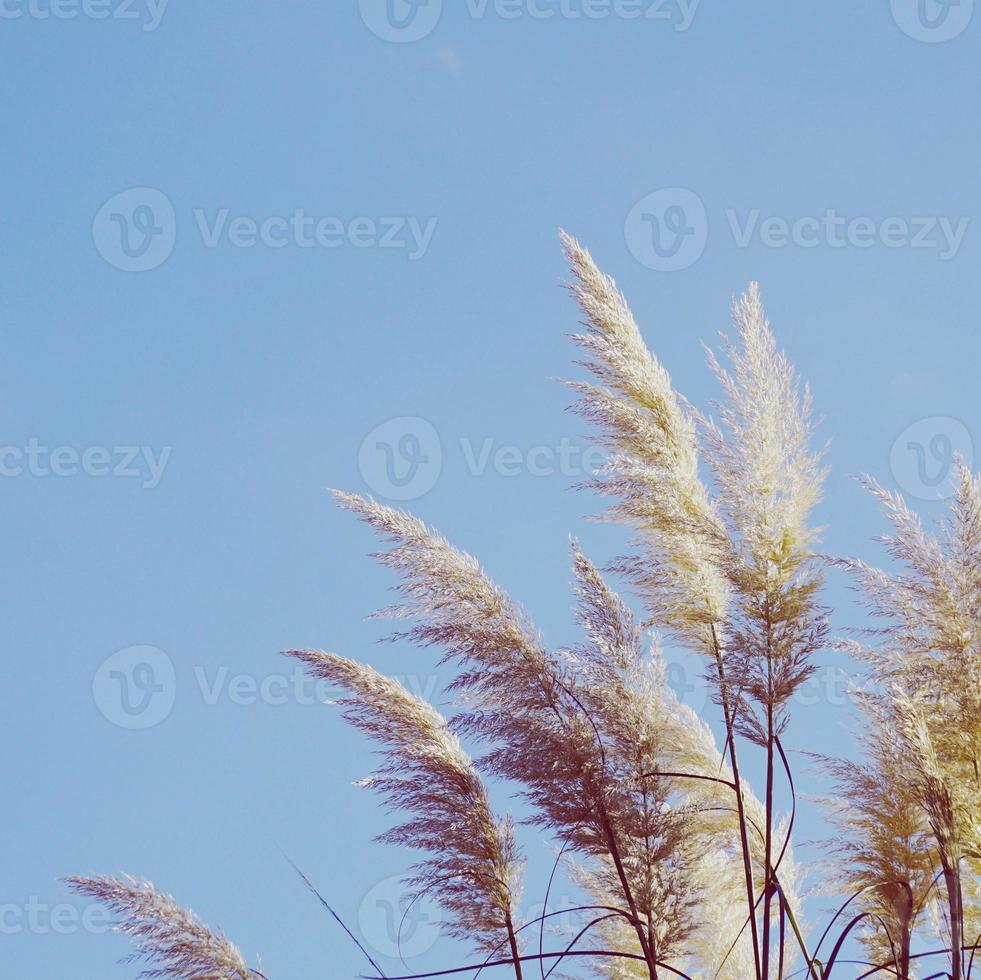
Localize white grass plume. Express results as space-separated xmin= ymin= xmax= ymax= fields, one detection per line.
xmin=840 ymin=460 xmax=981 ymax=977
xmin=284 ymin=649 xmax=524 ymax=953
xmin=64 ymin=875 xmax=256 ymax=979
xmin=561 ymin=231 xmax=729 ymax=653
xmin=815 ymin=695 xmax=937 ymax=973
xmin=699 ymin=283 xmax=829 ymax=743
xmin=334 ymin=491 xmax=703 ymax=969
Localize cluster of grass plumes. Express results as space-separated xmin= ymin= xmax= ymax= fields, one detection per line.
xmin=828 ymin=461 xmax=981 ymax=978
xmin=70 ymin=235 xmax=980 ymax=980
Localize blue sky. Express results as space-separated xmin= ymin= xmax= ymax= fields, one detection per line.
xmin=3 ymin=2 xmax=980 ymax=977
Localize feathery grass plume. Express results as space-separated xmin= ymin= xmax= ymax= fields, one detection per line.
xmin=697 ymin=283 xmax=828 ymax=976
xmin=960 ymin=863 xmax=981 ymax=966
xmin=283 ymin=649 xmax=524 ymax=956
xmin=566 ymin=628 xmax=802 ymax=980
xmin=660 ymin=682 xmax=804 ymax=978
xmin=843 ymin=467 xmax=981 ymax=844
xmin=568 ymin=543 xmax=804 ymax=978
xmin=560 ymin=231 xmax=729 ymax=652
xmin=335 ymin=491 xmax=697 ymax=977
xmin=840 ymin=461 xmax=981 ymax=977
xmin=699 ymin=283 xmax=829 ymax=744
xmin=891 ymin=687 xmax=967 ymax=978
xmin=561 ymin=235 xmax=767 ymax=975
xmin=814 ymin=694 xmax=937 ymax=977
xmin=64 ymin=875 xmax=256 ymax=979
xmin=566 ymin=544 xmax=702 ymax=964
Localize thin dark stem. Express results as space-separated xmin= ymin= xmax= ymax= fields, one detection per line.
xmin=367 ymin=948 xmax=694 ymax=980
xmin=856 ymin=943 xmax=981 ymax=979
xmin=777 ymin=888 xmax=786 ymax=980
xmin=942 ymin=862 xmax=964 ymax=980
xmin=823 ymin=911 xmax=900 ymax=979
xmin=967 ymin=930 xmax=981 ymax=978
xmin=535 ymin=812 xmax=590 ymax=980
xmin=528 ymin=640 xmax=657 ymax=978
xmin=811 ymin=880 xmax=913 ymax=971
xmin=594 ymin=792 xmax=659 ymax=979
xmin=504 ymin=911 xmax=524 ymax=980
xmin=543 ymin=914 xmax=620 ymax=979
xmin=281 ymin=852 xmax=388 ymax=980
xmin=456 ymin=905 xmax=635 ymax=980
xmin=710 ymin=624 xmax=763 ymax=980
xmin=637 ymin=769 xmax=736 ymax=791
xmin=762 ymin=654 xmax=775 ymax=980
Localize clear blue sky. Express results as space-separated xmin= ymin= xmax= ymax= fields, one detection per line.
xmin=3 ymin=3 xmax=980 ymax=977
